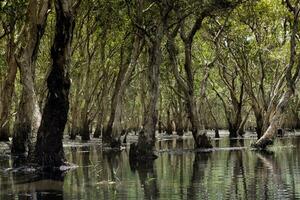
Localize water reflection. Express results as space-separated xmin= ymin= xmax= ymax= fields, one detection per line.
xmin=188 ymin=153 xmax=211 ymax=200
xmin=1 ymin=172 xmax=64 ymax=200
xmin=1 ymin=136 xmax=300 ymax=199
xmin=130 ymin=159 xmax=159 ymax=200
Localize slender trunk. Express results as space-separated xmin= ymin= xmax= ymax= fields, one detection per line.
xmin=12 ymin=0 xmax=50 ymax=155
xmin=167 ymin=35 xmax=212 ymax=148
xmin=80 ymin=77 xmax=91 ymax=140
xmin=94 ymin=111 xmax=104 ymax=138
xmin=0 ymin=43 xmax=17 ymax=141
xmin=93 ymin=36 xmax=107 ymax=138
xmin=70 ymin=76 xmax=81 ymax=139
xmin=166 ymin=109 xmax=173 ymax=135
xmin=104 ymin=35 xmax=142 ymax=147
xmin=35 ymin=0 xmax=76 ymax=167
xmin=175 ymin=100 xmax=185 ymax=136
xmin=253 ymin=108 xmax=263 ymax=139
xmin=94 ymin=74 xmax=111 ymax=138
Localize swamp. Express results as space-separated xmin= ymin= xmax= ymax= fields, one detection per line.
xmin=1 ymin=0 xmax=300 ymax=199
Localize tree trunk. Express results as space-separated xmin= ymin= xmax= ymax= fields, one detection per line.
xmin=104 ymin=34 xmax=143 ymax=148
xmin=0 ymin=41 xmax=17 ymax=141
xmin=252 ymin=89 xmax=294 ymax=149
xmin=70 ymin=75 xmax=81 ymax=140
xmin=254 ymin=109 xmax=264 ymax=139
xmin=11 ymin=0 xmax=50 ymax=155
xmin=166 ymin=109 xmax=173 ymax=135
xmin=167 ymin=33 xmax=212 ymax=148
xmin=34 ymin=0 xmax=76 ymax=167
xmin=130 ymin=24 xmax=163 ymax=160
xmin=94 ymin=113 xmax=103 ymax=138
xmin=175 ymin=98 xmax=185 ymax=136
xmin=93 ymin=37 xmax=108 ymax=139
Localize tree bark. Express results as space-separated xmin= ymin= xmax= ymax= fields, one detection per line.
xmin=252 ymin=89 xmax=294 ymax=148
xmin=0 ymin=38 xmax=17 ymax=141
xmin=11 ymin=0 xmax=50 ymax=155
xmin=130 ymin=8 xmax=164 ymax=158
xmin=34 ymin=0 xmax=77 ymax=167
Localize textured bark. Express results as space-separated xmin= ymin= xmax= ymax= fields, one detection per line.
xmin=34 ymin=0 xmax=77 ymax=167
xmin=133 ymin=36 xmax=162 ymax=159
xmin=0 ymin=40 xmax=17 ymax=141
xmin=130 ymin=4 xmax=164 ymax=158
xmin=11 ymin=0 xmax=50 ymax=155
xmin=252 ymin=89 xmax=294 ymax=149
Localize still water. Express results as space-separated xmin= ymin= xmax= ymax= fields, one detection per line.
xmin=1 ymin=132 xmax=300 ymax=200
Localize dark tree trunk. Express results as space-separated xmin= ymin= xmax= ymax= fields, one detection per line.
xmin=93 ymin=114 xmax=103 ymax=138
xmin=214 ymin=129 xmax=220 ymax=138
xmin=228 ymin=122 xmax=238 ymax=138
xmin=166 ymin=110 xmax=173 ymax=135
xmin=34 ymin=0 xmax=77 ymax=167
xmin=80 ymin=117 xmax=90 ymax=141
xmin=254 ymin=111 xmax=263 ymax=139
xmin=176 ymin=124 xmax=184 ymax=136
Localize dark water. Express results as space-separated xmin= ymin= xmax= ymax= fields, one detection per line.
xmin=1 ymin=132 xmax=300 ymax=200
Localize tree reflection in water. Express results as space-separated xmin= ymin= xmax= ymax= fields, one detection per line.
xmin=130 ymin=158 xmax=159 ymax=199
xmin=9 ymin=171 xmax=64 ymax=200
xmin=188 ymin=152 xmax=211 ymax=200
xmin=1 ymin=137 xmax=300 ymax=199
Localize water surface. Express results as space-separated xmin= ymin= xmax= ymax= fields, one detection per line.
xmin=1 ymin=132 xmax=300 ymax=200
